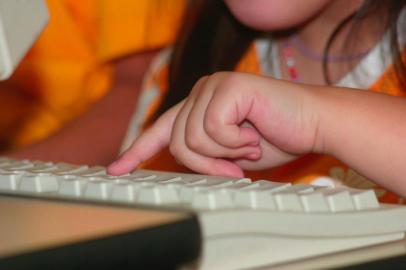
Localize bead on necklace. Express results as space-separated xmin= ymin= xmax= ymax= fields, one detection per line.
xmin=282 ymin=41 xmax=300 ymax=82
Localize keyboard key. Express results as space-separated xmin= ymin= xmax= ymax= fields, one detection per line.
xmin=59 ymin=176 xmax=88 ymax=197
xmin=74 ymin=166 xmax=106 ymax=177
xmin=25 ymin=163 xmax=61 ymax=173
xmin=234 ymin=182 xmax=291 ymax=210
xmin=174 ymin=174 xmax=208 ymax=184
xmin=300 ymin=192 xmax=329 ymax=212
xmin=137 ymin=185 xmax=180 ymax=204
xmin=191 ymin=190 xmax=233 ymax=209
xmin=254 ymin=180 xmax=292 ymax=189
xmin=322 ymin=189 xmax=355 ymax=212
xmin=130 ymin=170 xmax=156 ymax=176
xmin=84 ymin=180 xmax=113 ymax=200
xmin=19 ymin=173 xmax=59 ymax=193
xmin=179 ymin=180 xmax=234 ymax=202
xmin=111 ymin=182 xmax=141 ymax=203
xmin=1 ymin=163 xmax=35 ymax=171
xmin=162 ymin=177 xmax=207 ymax=191
xmin=0 ymin=157 xmax=12 ymax=164
xmin=216 ymin=182 xmax=260 ymax=197
xmin=55 ymin=165 xmax=90 ymax=175
xmin=127 ymin=174 xmax=182 ymax=185
xmin=349 ymin=188 xmax=379 ymax=210
xmin=0 ymin=171 xmax=25 ymax=191
xmin=29 ymin=163 xmax=83 ymax=174
xmin=156 ymin=176 xmax=182 ymax=184
xmin=274 ymin=185 xmax=316 ymax=212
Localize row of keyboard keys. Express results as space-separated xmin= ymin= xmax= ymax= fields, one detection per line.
xmin=0 ymin=158 xmax=380 ymax=212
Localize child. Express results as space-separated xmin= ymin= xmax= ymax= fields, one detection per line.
xmin=108 ymin=0 xmax=406 ymax=203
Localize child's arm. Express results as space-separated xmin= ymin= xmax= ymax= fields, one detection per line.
xmin=313 ymin=82 xmax=406 ymax=197
xmin=108 ymin=72 xmax=406 ymax=197
xmin=7 ymin=50 xmax=157 ymax=166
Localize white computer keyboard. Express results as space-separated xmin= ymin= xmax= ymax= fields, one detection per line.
xmin=1 ymin=157 xmax=406 ymax=270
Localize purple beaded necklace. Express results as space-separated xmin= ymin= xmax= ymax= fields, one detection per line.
xmin=281 ymin=34 xmax=371 ymax=82
xmin=290 ymin=34 xmax=371 ymax=62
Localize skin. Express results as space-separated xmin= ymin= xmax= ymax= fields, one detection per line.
xmin=108 ymin=72 xmax=406 ymax=198
xmin=223 ymin=0 xmax=331 ymax=30
xmin=108 ymin=1 xmax=406 ymax=197
xmin=8 ymin=50 xmax=158 ymax=165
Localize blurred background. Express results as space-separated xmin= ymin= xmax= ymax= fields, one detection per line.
xmin=0 ymin=0 xmax=185 ymax=154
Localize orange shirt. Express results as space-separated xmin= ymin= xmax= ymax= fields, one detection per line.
xmin=130 ymin=42 xmax=406 ymax=204
xmin=0 ymin=0 xmax=186 ymax=149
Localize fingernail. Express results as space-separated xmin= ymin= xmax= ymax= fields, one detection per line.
xmin=108 ymin=160 xmax=119 ymax=168
xmin=248 ymin=140 xmax=260 ymax=146
xmin=246 ymin=150 xmax=261 ymax=160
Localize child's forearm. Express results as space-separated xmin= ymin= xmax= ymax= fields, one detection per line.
xmin=6 ymin=50 xmax=157 ymax=166
xmin=309 ymin=85 xmax=406 ymax=197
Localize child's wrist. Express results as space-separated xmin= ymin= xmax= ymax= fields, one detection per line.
xmin=307 ymin=85 xmax=351 ymax=157
xmin=300 ymin=85 xmax=332 ymax=156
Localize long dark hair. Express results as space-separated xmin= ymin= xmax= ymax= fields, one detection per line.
xmin=155 ymin=0 xmax=406 ymax=118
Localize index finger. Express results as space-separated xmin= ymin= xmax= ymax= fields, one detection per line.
xmin=107 ymin=101 xmax=184 ymax=175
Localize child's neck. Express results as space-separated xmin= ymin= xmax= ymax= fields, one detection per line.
xmin=298 ymin=0 xmax=364 ymax=56
xmin=279 ymin=0 xmax=386 ymax=85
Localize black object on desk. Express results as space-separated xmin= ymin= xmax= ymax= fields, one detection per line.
xmin=0 ymin=196 xmax=201 ymax=270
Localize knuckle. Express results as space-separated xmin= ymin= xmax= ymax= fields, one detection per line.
xmin=217 ymin=72 xmax=244 ymax=90
xmin=198 ymin=75 xmax=210 ymax=83
xmin=185 ymin=120 xmax=210 ymax=153
xmin=185 ymin=132 xmax=204 ymax=152
xmin=191 ymin=76 xmax=209 ymax=95
xmin=209 ymin=72 xmax=230 ymax=86
xmin=204 ymin=115 xmax=221 ymax=137
xmin=169 ymin=142 xmax=182 ymax=158
xmin=209 ymin=71 xmax=226 ymax=80
xmin=205 ymin=72 xmax=228 ymax=87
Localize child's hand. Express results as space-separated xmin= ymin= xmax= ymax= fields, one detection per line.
xmin=108 ymin=72 xmax=322 ymax=177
